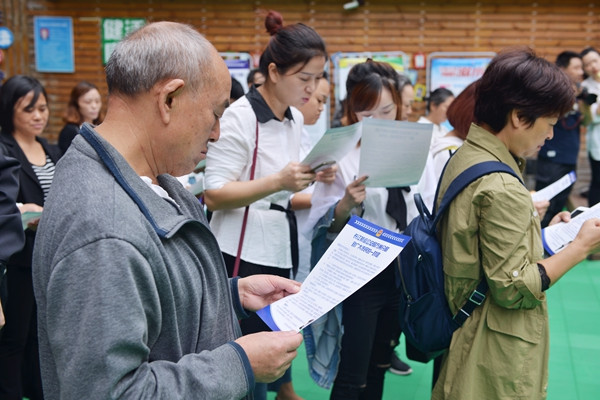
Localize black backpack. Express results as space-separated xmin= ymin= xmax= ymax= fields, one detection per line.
xmin=398 ymin=161 xmax=522 ymax=362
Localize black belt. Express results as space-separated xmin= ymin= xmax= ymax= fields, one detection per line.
xmin=269 ymin=202 xmax=298 ymax=279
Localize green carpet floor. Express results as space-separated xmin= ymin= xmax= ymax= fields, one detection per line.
xmin=269 ymin=259 xmax=600 ymax=400
xmin=21 ymin=260 xmax=599 ymax=399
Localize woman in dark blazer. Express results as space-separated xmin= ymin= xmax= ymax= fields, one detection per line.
xmin=0 ymin=75 xmax=61 ymax=400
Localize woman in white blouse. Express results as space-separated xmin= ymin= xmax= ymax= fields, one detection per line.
xmin=418 ymin=87 xmax=455 ymax=144
xmin=203 ymin=10 xmax=333 ymax=400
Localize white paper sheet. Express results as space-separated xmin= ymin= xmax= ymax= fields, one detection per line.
xmin=257 ymin=216 xmax=410 ymax=332
xmin=301 ymin=123 xmax=362 ymax=170
xmin=531 ymin=171 xmax=576 ymax=203
xmin=358 ymin=118 xmax=432 ymax=187
xmin=542 ymin=202 xmax=600 ymax=255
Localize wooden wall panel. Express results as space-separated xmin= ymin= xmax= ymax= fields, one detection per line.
xmin=0 ymin=0 xmax=599 ymax=141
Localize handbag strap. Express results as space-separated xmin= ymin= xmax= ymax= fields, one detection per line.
xmin=232 ymin=120 xmax=259 ymax=277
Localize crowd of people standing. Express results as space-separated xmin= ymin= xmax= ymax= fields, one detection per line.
xmin=1 ymin=11 xmax=600 ymax=400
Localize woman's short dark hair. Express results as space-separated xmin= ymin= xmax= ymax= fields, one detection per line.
xmin=426 ymin=87 xmax=454 ymax=113
xmin=0 ymin=75 xmax=47 ymax=136
xmin=446 ymin=80 xmax=478 ymax=141
xmin=259 ymin=10 xmax=328 ymax=77
xmin=230 ymin=77 xmax=245 ymax=101
xmin=246 ymin=68 xmax=262 ymax=86
xmin=63 ymin=81 xmax=103 ymax=125
xmin=344 ymin=60 xmax=403 ymax=125
xmin=556 ymin=51 xmax=581 ymax=69
xmin=581 ymin=46 xmax=599 ymax=60
xmin=474 ymin=47 xmax=574 ymax=133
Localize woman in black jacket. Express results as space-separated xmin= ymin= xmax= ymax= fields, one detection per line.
xmin=0 ymin=75 xmax=61 ymax=400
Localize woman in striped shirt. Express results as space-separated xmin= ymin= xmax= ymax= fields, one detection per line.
xmin=0 ymin=75 xmax=62 ymax=400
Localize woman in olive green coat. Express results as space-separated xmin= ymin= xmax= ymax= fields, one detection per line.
xmin=432 ymin=47 xmax=600 ymax=400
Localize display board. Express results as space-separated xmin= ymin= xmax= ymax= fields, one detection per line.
xmin=426 ymin=52 xmax=496 ymax=97
xmin=34 ymin=16 xmax=74 ymax=73
xmin=101 ymin=18 xmax=146 ymax=65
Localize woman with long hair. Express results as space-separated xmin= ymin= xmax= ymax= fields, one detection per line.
xmin=58 ymin=81 xmax=102 ymax=153
xmin=307 ymin=60 xmax=412 ymax=399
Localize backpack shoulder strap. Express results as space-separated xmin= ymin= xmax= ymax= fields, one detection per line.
xmin=433 ymin=161 xmax=523 ymax=226
xmin=431 ymin=161 xmax=524 ymax=327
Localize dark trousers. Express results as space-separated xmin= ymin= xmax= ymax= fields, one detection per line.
xmin=0 ymin=266 xmax=43 ymax=400
xmin=223 ymin=253 xmax=291 ymax=400
xmin=589 ymin=155 xmax=600 ymax=207
xmin=330 ymin=264 xmax=400 ymax=400
xmin=535 ymin=158 xmax=576 ymax=228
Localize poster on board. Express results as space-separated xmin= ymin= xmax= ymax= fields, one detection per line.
xmin=102 ymin=18 xmax=146 ymax=65
xmin=427 ymin=52 xmax=496 ymax=96
xmin=34 ymin=16 xmax=74 ymax=73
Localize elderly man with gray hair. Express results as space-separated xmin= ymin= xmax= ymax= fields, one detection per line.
xmin=32 ymin=21 xmax=302 ymax=400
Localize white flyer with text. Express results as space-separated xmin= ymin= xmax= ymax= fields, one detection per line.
xmin=257 ymin=216 xmax=410 ymax=332
xmin=531 ymin=171 xmax=576 ymax=203
xmin=542 ymin=202 xmax=600 ymax=255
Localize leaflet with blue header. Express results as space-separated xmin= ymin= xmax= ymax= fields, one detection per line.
xmin=257 ymin=215 xmax=410 ymax=332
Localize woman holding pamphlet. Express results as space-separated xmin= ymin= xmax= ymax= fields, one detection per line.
xmin=432 ymin=47 xmax=600 ymax=400
xmin=203 ymin=10 xmax=334 ymax=400
xmin=0 ymin=75 xmax=61 ymax=400
xmin=306 ymin=59 xmax=413 ymax=399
